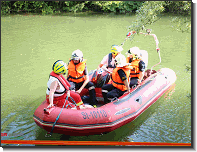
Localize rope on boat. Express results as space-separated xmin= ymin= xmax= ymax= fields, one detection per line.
xmin=69 ymin=96 xmax=77 ymax=105
xmin=45 ymin=94 xmax=79 ymax=137
xmin=124 ymin=29 xmax=162 ymax=74
xmin=46 ymin=95 xmax=70 ymax=137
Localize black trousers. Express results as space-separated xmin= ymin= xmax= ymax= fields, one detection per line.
xmin=130 ymin=77 xmax=138 ymax=88
xmin=102 ymin=84 xmax=126 ymax=103
xmin=68 ymin=81 xmax=97 ymax=105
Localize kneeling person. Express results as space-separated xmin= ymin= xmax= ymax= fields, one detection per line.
xmin=102 ymin=54 xmax=130 ymax=103
xmin=126 ymin=47 xmax=146 ymax=88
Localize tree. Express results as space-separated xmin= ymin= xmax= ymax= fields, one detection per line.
xmin=128 ymin=1 xmax=191 ymax=34
xmin=128 ymin=1 xmax=191 ymax=98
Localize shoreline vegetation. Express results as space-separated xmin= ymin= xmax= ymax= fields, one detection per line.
xmin=1 ymin=1 xmax=191 ymax=16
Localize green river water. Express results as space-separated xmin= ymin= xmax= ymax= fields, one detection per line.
xmin=1 ymin=13 xmax=191 ymax=146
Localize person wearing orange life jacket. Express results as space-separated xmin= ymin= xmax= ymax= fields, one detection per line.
xmin=46 ymin=60 xmax=93 ymax=109
xmin=126 ymin=47 xmax=146 ymax=88
xmin=102 ymin=54 xmax=130 ymax=103
xmin=67 ymin=49 xmax=97 ymax=108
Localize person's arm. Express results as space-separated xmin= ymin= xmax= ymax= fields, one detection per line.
xmin=118 ymin=69 xmax=130 ymax=92
xmin=76 ymin=75 xmax=89 ymax=94
xmin=97 ymin=63 xmax=104 ymax=70
xmin=138 ymin=60 xmax=146 ymax=84
xmin=123 ymin=79 xmax=130 ymax=93
xmin=97 ymin=55 xmax=107 ymax=70
xmin=76 ymin=66 xmax=89 ymax=94
xmin=47 ymin=80 xmax=58 ymax=108
xmin=101 ymin=65 xmax=113 ymax=74
xmin=138 ymin=72 xmax=144 ymax=84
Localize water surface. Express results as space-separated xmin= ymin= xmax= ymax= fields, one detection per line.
xmin=1 ymin=13 xmax=191 ymax=146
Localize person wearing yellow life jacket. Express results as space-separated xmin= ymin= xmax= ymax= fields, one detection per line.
xmin=126 ymin=47 xmax=146 ymax=88
xmin=46 ymin=60 xmax=93 ymax=109
xmin=67 ymin=49 xmax=97 ymax=108
xmin=101 ymin=54 xmax=130 ymax=103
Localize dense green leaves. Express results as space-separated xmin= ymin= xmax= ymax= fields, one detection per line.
xmin=128 ymin=1 xmax=191 ymax=36
xmin=1 ymin=1 xmax=191 ymax=16
xmin=1 ymin=1 xmax=143 ymax=15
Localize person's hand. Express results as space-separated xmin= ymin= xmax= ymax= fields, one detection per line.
xmin=124 ymin=88 xmax=130 ymax=94
xmin=138 ymin=79 xmax=142 ymax=84
xmin=76 ymin=89 xmax=82 ymax=94
xmin=66 ymin=90 xmax=70 ymax=97
xmin=47 ymin=103 xmax=54 ymax=109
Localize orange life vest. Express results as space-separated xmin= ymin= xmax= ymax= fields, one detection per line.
xmin=67 ymin=60 xmax=86 ymax=83
xmin=126 ymin=56 xmax=130 ymax=63
xmin=129 ymin=59 xmax=141 ymax=79
xmin=111 ymin=66 xmax=130 ymax=91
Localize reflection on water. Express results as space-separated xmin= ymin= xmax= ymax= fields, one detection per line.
xmin=1 ymin=13 xmax=191 ymax=145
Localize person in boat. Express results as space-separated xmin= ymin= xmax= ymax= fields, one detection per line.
xmin=97 ymin=45 xmax=123 ymax=74
xmin=67 ymin=49 xmax=97 ymax=108
xmin=46 ymin=60 xmax=92 ymax=109
xmin=101 ymin=54 xmax=130 ymax=103
xmin=126 ymin=47 xmax=146 ymax=88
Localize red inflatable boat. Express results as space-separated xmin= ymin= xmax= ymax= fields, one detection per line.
xmin=33 ymin=30 xmax=177 ymax=136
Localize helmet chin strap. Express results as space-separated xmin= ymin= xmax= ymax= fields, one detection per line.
xmin=74 ymin=62 xmax=79 ymax=65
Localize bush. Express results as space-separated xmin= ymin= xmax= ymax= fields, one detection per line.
xmin=1 ymin=1 xmax=144 ymax=15
xmin=0 ymin=1 xmax=192 ymax=16
xmin=1 ymin=1 xmax=11 ymax=15
xmin=164 ymin=1 xmax=191 ymax=15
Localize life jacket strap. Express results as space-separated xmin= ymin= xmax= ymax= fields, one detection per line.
xmin=47 ymin=88 xmax=66 ymax=94
xmin=112 ymin=78 xmax=124 ymax=85
xmin=68 ymin=75 xmax=85 ymax=80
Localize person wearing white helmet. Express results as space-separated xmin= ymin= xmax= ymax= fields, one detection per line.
xmin=126 ymin=47 xmax=146 ymax=88
xmin=97 ymin=45 xmax=123 ymax=74
xmin=101 ymin=54 xmax=130 ymax=103
xmin=67 ymin=49 xmax=97 ymax=108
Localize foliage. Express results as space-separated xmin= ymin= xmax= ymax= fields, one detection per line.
xmin=1 ymin=1 xmax=192 ymax=16
xmin=128 ymin=1 xmax=166 ymax=34
xmin=127 ymin=1 xmax=191 ymax=38
xmin=1 ymin=1 xmax=143 ymax=15
xmin=167 ymin=1 xmax=191 ymax=33
xmin=89 ymin=1 xmax=143 ymax=13
xmin=185 ymin=64 xmax=191 ymax=73
xmin=165 ymin=1 xmax=191 ymax=15
xmin=1 ymin=1 xmax=11 ymax=15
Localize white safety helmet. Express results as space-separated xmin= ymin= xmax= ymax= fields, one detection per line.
xmin=127 ymin=47 xmax=142 ymax=60
xmin=115 ymin=54 xmax=128 ymax=67
xmin=71 ymin=49 xmax=83 ymax=62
